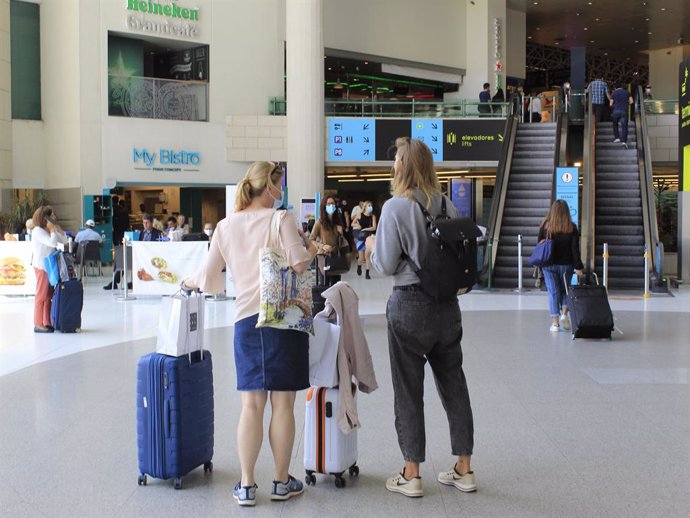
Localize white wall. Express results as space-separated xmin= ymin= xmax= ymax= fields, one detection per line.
xmin=649 ymin=46 xmax=686 ymax=100
xmin=12 ymin=120 xmax=44 ymax=188
xmin=323 ymin=0 xmax=466 ymax=71
xmin=506 ymin=8 xmax=525 ymax=80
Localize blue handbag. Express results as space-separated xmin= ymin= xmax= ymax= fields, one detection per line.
xmin=528 ymin=237 xmax=553 ymax=267
xmin=44 ymin=250 xmax=61 ymax=286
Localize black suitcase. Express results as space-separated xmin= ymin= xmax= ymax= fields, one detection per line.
xmin=565 ymin=273 xmax=614 ymax=339
xmin=312 ymin=258 xmax=328 ymax=316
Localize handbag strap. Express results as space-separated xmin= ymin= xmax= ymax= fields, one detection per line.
xmin=267 ymin=210 xmax=284 ymax=249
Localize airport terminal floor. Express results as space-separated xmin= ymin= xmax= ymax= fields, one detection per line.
xmin=1 ymin=269 xmax=690 ymax=517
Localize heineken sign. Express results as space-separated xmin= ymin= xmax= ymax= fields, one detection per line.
xmin=126 ymin=0 xmax=200 ymax=38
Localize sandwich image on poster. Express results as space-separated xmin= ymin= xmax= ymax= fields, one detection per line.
xmin=0 ymin=256 xmax=26 ymax=285
xmin=0 ymin=242 xmax=37 ymax=295
xmin=131 ymin=242 xmax=210 ymax=295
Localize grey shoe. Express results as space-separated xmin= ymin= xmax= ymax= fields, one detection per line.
xmin=386 ymin=471 xmax=424 ymax=497
xmin=271 ymin=475 xmax=304 ymax=501
xmin=437 ymin=466 xmax=477 ymax=492
xmin=233 ymin=482 xmax=257 ymax=507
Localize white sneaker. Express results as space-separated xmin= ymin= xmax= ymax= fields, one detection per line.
xmin=560 ymin=315 xmax=571 ymax=330
xmin=613 ymin=138 xmax=620 ymax=143
xmin=386 ymin=472 xmax=424 ymax=498
xmin=437 ymin=467 xmax=477 ymax=493
xmin=550 ymin=323 xmax=560 ymax=332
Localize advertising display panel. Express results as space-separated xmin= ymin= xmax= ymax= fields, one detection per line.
xmin=0 ymin=242 xmax=37 ymax=296
xmin=131 ymin=241 xmax=209 ymax=296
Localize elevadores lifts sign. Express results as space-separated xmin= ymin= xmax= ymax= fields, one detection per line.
xmin=126 ymin=0 xmax=200 ymax=38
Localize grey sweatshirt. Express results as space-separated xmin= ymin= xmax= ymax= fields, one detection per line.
xmin=371 ymin=190 xmax=458 ymax=286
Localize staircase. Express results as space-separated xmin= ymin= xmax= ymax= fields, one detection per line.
xmin=593 ymin=121 xmax=645 ymax=289
xmin=493 ymin=122 xmax=557 ymax=288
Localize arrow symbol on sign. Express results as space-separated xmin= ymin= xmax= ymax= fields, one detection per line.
xmin=363 ymin=137 xmax=370 ymax=143
xmin=432 ymin=136 xmax=438 ymax=142
xmin=498 ymin=133 xmax=504 ymax=142
xmin=363 ymin=149 xmax=370 ymax=155
xmin=363 ymin=124 xmax=370 ymax=130
xmin=432 ymin=123 xmax=438 ymax=129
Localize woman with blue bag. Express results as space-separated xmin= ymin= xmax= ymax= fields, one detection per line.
xmin=537 ymin=200 xmax=584 ymax=332
xmin=31 ymin=206 xmax=68 ymax=333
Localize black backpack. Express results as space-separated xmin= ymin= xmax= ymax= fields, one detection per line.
xmin=405 ymin=197 xmax=483 ymax=300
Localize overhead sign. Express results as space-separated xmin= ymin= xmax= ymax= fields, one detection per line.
xmin=556 ymin=167 xmax=579 ymax=226
xmin=328 ymin=118 xmax=505 ymax=162
xmin=132 ymin=147 xmax=201 ymax=172
xmin=125 ymin=0 xmax=200 ymax=38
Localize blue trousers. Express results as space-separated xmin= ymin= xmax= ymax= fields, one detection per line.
xmin=542 ymin=264 xmax=574 ymax=317
xmin=612 ymin=111 xmax=629 ymax=143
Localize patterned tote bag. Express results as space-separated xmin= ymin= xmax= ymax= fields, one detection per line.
xmin=256 ymin=211 xmax=314 ymax=334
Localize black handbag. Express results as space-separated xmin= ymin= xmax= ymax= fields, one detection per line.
xmin=325 ymin=235 xmax=351 ymax=276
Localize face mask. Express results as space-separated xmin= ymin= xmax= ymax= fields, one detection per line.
xmin=203 ymin=228 xmax=212 ymax=236
xmin=269 ymin=185 xmax=283 ymax=209
xmin=366 ymin=206 xmax=373 ymax=213
xmin=326 ymin=204 xmax=336 ymax=215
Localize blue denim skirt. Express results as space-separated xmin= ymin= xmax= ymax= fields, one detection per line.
xmin=233 ymin=313 xmax=309 ymax=391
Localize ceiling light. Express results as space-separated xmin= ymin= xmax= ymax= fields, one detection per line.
xmin=604 ymin=52 xmax=608 ymax=55
xmin=634 ymin=40 xmax=639 ymax=43
xmin=367 ymin=178 xmax=394 ymax=182
xmin=590 ymin=40 xmax=595 ymax=43
xmin=648 ymin=31 xmax=653 ymax=35
xmin=661 ymin=7 xmax=666 ymax=11
xmin=528 ymin=36 xmax=533 ymax=39
xmin=588 ymin=1 xmax=592 ymax=5
xmin=533 ymin=1 xmax=538 ymax=4
xmin=595 ymin=17 xmax=600 ymax=21
xmin=338 ymin=179 xmax=363 ymax=183
xmin=536 ymin=27 xmax=541 ymax=30
xmin=584 ymin=27 xmax=588 ymax=31
xmin=554 ymin=42 xmax=560 ymax=45
xmin=328 ymin=174 xmax=358 ymax=179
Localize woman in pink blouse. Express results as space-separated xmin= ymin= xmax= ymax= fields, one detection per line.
xmin=184 ymin=162 xmax=317 ymax=506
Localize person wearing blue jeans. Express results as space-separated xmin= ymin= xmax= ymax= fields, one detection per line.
xmin=537 ymin=200 xmax=584 ymax=332
xmin=610 ymin=84 xmax=633 ymax=146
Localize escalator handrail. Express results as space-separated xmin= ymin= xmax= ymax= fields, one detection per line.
xmin=581 ymin=88 xmax=596 ymax=273
xmin=551 ymin=110 xmax=569 ymax=203
xmin=484 ymin=113 xmax=519 ymax=281
xmin=635 ymin=85 xmax=663 ymax=280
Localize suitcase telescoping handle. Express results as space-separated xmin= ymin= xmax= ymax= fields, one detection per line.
xmin=563 ymin=271 xmax=599 ymax=295
xmin=176 ymin=287 xmax=205 ymax=362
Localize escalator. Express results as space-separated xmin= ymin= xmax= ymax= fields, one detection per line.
xmin=582 ymin=86 xmax=664 ymax=291
xmin=489 ymin=117 xmax=564 ymax=288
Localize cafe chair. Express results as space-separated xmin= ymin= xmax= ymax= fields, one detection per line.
xmin=77 ymin=240 xmax=102 ymax=278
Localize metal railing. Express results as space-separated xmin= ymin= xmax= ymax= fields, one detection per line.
xmin=269 ymin=96 xmax=511 ymax=118
xmin=108 ymin=75 xmax=209 ymax=122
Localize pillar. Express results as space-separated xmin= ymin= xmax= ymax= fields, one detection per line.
xmin=0 ymin=0 xmax=12 ymax=212
xmin=286 ymin=0 xmax=324 ymax=207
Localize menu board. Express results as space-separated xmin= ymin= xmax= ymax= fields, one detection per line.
xmin=131 ymin=241 xmax=209 ymax=296
xmin=328 ymin=117 xmax=506 ymax=162
xmin=0 ymin=241 xmax=37 ymax=295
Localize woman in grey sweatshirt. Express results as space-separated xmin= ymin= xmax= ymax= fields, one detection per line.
xmin=370 ymin=137 xmax=476 ymax=498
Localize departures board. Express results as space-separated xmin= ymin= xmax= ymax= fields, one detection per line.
xmin=327 ymin=117 xmax=506 ymax=162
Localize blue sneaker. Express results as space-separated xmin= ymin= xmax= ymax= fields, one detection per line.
xmin=271 ymin=475 xmax=304 ymax=501
xmin=233 ymin=482 xmax=257 ymax=507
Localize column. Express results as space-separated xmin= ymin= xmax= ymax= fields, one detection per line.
xmin=461 ymin=0 xmax=507 ymax=98
xmin=0 ymin=0 xmax=12 ymax=212
xmin=286 ymin=0 xmax=324 ymax=207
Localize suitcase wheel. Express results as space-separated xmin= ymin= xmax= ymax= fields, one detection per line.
xmin=348 ymin=464 xmax=359 ymax=477
xmin=173 ymin=477 xmax=182 ymax=490
xmin=334 ymin=475 xmax=346 ymax=488
xmin=305 ymin=471 xmax=316 ymax=486
xmin=204 ymin=461 xmax=213 ymax=473
xmin=137 ymin=474 xmax=147 ymax=486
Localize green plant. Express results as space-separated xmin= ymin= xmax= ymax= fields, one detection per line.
xmin=0 ymin=191 xmax=49 ymax=237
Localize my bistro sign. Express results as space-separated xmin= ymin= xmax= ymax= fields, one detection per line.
xmin=126 ymin=0 xmax=201 ymax=38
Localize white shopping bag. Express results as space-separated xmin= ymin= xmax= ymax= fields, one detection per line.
xmin=156 ymin=292 xmax=205 ymax=357
xmin=308 ymin=318 xmax=340 ymax=388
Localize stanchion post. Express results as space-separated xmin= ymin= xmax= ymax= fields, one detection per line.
xmin=516 ymin=234 xmax=523 ymax=292
xmin=487 ymin=238 xmax=494 ymax=290
xmin=602 ymin=242 xmax=609 ymax=289
xmin=116 ymin=236 xmax=136 ymax=301
xmin=643 ymin=246 xmax=651 ymax=299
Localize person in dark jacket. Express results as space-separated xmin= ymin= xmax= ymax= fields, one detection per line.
xmin=537 ymin=199 xmax=584 ymax=332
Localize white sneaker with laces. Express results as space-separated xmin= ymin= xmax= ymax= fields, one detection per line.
xmin=385 ymin=471 xmax=424 ymax=498
xmin=613 ymin=138 xmax=621 ymax=143
xmin=437 ymin=466 xmax=477 ymax=492
xmin=550 ymin=323 xmax=560 ymax=332
xmin=560 ymin=314 xmax=571 ymax=330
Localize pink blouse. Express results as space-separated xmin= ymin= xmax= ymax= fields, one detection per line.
xmin=186 ymin=208 xmax=311 ymax=323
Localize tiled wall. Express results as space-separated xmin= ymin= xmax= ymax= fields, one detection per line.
xmin=225 ymin=115 xmax=287 ymax=163
xmin=646 ymin=114 xmax=678 ymax=163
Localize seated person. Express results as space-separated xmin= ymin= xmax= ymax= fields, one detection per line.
xmin=166 ymin=217 xmax=184 ymax=242
xmin=140 ymin=214 xmax=163 ymax=241
xmin=75 ymin=219 xmax=103 ymax=244
xmin=203 ymin=223 xmax=214 ymax=237
xmin=177 ymin=214 xmax=191 ymax=235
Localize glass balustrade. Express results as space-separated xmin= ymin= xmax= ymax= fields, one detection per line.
xmin=643 ymin=99 xmax=678 ymax=116
xmin=108 ymin=75 xmax=209 ymax=122
xmin=268 ymin=97 xmax=510 ymax=118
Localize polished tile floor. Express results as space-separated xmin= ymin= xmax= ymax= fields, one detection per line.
xmin=1 ymin=269 xmax=689 ymax=517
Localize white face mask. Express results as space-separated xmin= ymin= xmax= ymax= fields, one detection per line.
xmin=203 ymin=228 xmax=212 ymax=236
xmin=269 ymin=184 xmax=283 ymax=209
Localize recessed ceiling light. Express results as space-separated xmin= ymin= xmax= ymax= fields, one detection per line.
xmin=584 ymin=27 xmax=589 ymax=31
xmin=645 ymin=17 xmax=650 ymax=21
xmin=528 ymin=35 xmax=533 ymax=39
xmin=648 ymin=31 xmax=653 ymax=35
xmin=533 ymin=1 xmax=538 ymax=4
xmin=627 ymin=57 xmax=631 ymax=60
xmin=661 ymin=7 xmax=666 ymax=11
xmin=576 ymin=12 xmax=580 ymax=16
xmin=634 ymin=40 xmax=639 ymax=43
xmin=554 ymin=42 xmax=559 ymax=45
xmin=604 ymin=52 xmax=608 ymax=55
xmin=536 ymin=27 xmax=541 ymax=30
xmin=364 ymin=61 xmax=368 ymax=65
xmin=588 ymin=1 xmax=593 ymax=5
xmin=590 ymin=40 xmax=595 ymax=43
xmin=327 ymin=67 xmax=332 ymax=70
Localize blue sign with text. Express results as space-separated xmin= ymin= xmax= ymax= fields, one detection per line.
xmin=411 ymin=119 xmax=444 ymax=161
xmin=450 ymin=178 xmax=472 ymax=217
xmin=328 ymin=118 xmax=376 ymax=161
xmin=555 ymin=167 xmax=579 ymax=225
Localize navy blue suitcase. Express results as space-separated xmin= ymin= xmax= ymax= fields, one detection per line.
xmin=50 ymin=279 xmax=83 ymax=332
xmin=136 ymin=351 xmax=214 ymax=489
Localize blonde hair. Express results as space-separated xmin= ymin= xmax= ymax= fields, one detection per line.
xmin=391 ymin=137 xmax=440 ymax=208
xmin=234 ymin=161 xmax=283 ymax=212
xmin=542 ymin=199 xmax=574 ymax=234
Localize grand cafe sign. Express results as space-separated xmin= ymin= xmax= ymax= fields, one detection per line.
xmin=125 ymin=0 xmax=201 ymax=39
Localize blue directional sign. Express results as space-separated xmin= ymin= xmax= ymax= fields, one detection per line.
xmin=555 ymin=167 xmax=579 ymax=226
xmin=412 ymin=119 xmax=444 ymax=161
xmin=450 ymin=178 xmax=472 ymax=217
xmin=328 ymin=118 xmax=375 ymax=161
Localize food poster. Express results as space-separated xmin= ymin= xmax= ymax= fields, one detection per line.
xmin=0 ymin=242 xmax=37 ymax=295
xmin=131 ymin=242 xmax=209 ymax=295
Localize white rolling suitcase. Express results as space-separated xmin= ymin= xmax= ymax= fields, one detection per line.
xmin=304 ymin=386 xmax=359 ymax=488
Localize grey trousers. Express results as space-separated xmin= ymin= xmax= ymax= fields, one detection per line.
xmin=386 ymin=287 xmax=474 ymax=463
